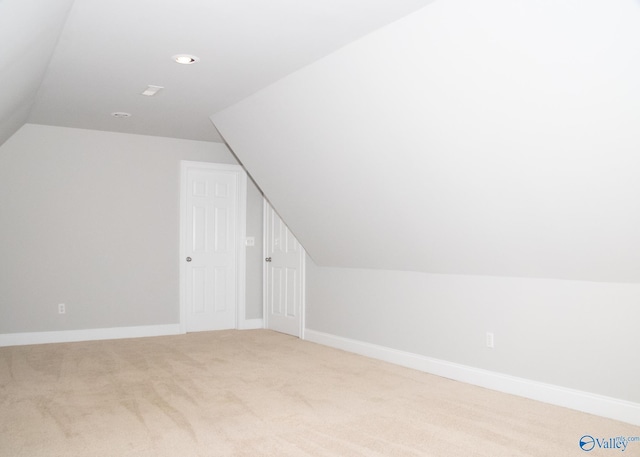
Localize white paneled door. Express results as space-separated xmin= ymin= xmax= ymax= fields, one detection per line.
xmin=264 ymin=201 xmax=305 ymax=337
xmin=181 ymin=162 xmax=246 ymax=332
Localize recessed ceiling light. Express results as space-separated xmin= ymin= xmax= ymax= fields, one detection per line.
xmin=173 ymin=54 xmax=200 ymax=65
xmin=111 ymin=112 xmax=132 ymax=118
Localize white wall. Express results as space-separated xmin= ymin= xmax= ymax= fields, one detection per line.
xmin=245 ymin=176 xmax=265 ymax=320
xmin=0 ymin=124 xmax=262 ymax=334
xmin=307 ymin=262 xmax=640 ymax=404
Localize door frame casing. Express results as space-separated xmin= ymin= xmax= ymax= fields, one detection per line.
xmin=263 ymin=198 xmax=306 ymax=339
xmin=179 ymin=161 xmax=247 ymax=333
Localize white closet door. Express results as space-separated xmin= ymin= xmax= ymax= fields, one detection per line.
xmin=264 ymin=201 xmax=305 ymax=337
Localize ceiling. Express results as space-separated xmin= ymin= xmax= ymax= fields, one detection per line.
xmin=5 ymin=0 xmax=639 ymax=284
xmin=0 ymin=0 xmax=75 ymax=146
xmin=1 ymin=0 xmax=434 ymax=145
xmin=213 ymin=0 xmax=640 ymax=283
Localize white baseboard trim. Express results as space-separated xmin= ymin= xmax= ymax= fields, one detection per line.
xmin=238 ymin=318 xmax=264 ymax=330
xmin=304 ymin=329 xmax=640 ymax=426
xmin=0 ymin=324 xmax=182 ymax=347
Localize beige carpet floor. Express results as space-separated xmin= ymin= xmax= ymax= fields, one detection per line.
xmin=0 ymin=329 xmax=636 ymax=457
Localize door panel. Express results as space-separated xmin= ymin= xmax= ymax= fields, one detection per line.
xmin=182 ymin=164 xmax=242 ymax=332
xmin=264 ymin=201 xmax=305 ymax=337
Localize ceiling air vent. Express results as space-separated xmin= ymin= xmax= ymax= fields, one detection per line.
xmin=141 ymin=85 xmax=164 ymax=96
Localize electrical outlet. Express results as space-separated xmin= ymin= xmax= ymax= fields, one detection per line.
xmin=58 ymin=303 xmax=66 ymax=314
xmin=486 ymin=332 xmax=494 ymax=349
xmin=245 ymin=237 xmax=255 ymax=247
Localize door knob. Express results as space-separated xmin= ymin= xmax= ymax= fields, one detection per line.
xmin=186 ymin=257 xmax=192 ymax=262
xmin=265 ymin=257 xmax=272 ymax=262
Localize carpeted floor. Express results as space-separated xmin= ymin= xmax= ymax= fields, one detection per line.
xmin=0 ymin=329 xmax=636 ymax=456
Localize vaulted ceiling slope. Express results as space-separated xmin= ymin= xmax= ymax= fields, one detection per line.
xmin=0 ymin=0 xmax=74 ymax=146
xmin=213 ymin=0 xmax=640 ymax=283
xmin=0 ymin=0 xmax=435 ymax=145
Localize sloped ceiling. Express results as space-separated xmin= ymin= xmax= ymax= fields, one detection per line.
xmin=0 ymin=0 xmax=74 ymax=146
xmin=213 ymin=0 xmax=640 ymax=283
xmin=14 ymin=0 xmax=435 ymax=143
